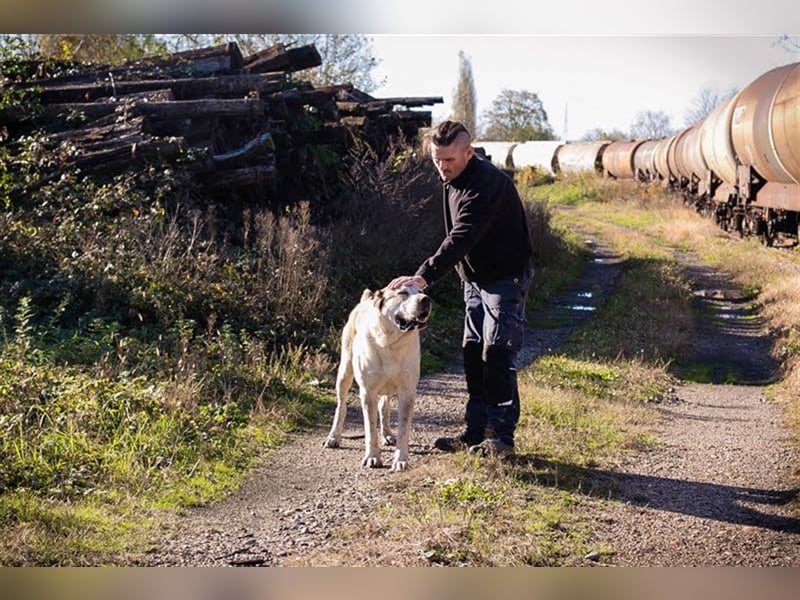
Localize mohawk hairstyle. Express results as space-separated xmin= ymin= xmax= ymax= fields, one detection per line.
xmin=422 ymin=120 xmax=472 ymax=156
xmin=430 ymin=120 xmax=471 ymax=146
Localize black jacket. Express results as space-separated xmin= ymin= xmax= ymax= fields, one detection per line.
xmin=416 ymin=154 xmax=532 ymax=287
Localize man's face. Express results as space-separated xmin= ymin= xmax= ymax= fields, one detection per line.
xmin=431 ymin=140 xmax=473 ymax=182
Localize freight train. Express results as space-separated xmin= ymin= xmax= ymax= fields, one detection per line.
xmin=475 ymin=61 xmax=800 ymax=247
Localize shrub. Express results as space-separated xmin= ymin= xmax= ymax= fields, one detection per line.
xmin=515 ymin=165 xmax=554 ymax=189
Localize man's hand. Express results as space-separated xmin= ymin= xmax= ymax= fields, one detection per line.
xmin=387 ymin=275 xmax=427 ymax=290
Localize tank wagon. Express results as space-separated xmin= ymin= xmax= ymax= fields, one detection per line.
xmin=633 ymin=140 xmax=661 ymax=182
xmin=511 ymin=141 xmax=564 ymax=174
xmin=474 ymin=140 xmax=564 ymax=175
xmin=602 ymin=140 xmax=646 ymax=180
xmin=553 ymin=141 xmax=609 ymax=174
xmin=547 ymin=61 xmax=799 ymax=246
xmin=666 ymin=61 xmax=799 ymax=245
xmin=472 ymin=141 xmax=517 ymax=171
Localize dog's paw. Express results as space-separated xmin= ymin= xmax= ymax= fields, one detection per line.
xmin=381 ymin=433 xmax=396 ymax=446
xmin=361 ymin=454 xmax=383 ymax=468
xmin=391 ymin=450 xmax=409 ymax=471
xmin=323 ymin=436 xmax=340 ymax=448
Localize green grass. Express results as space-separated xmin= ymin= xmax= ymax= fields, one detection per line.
xmin=0 ymin=308 xmax=335 ymax=565
xmin=527 ymin=172 xmax=609 ymax=207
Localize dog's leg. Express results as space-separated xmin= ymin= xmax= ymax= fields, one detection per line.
xmin=391 ymin=392 xmax=416 ymax=471
xmin=323 ymin=357 xmax=353 ymax=449
xmin=360 ymin=389 xmax=383 ymax=468
xmin=378 ymin=395 xmax=396 ymax=446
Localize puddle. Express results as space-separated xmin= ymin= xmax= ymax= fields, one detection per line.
xmin=557 ymin=304 xmax=597 ymax=312
xmin=713 ymin=311 xmax=755 ymax=321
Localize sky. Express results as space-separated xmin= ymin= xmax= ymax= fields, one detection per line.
xmin=368 ymin=35 xmax=799 ymax=141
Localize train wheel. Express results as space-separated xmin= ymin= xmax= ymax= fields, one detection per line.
xmin=735 ymin=214 xmax=744 ymax=238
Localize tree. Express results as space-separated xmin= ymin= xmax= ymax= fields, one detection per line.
xmin=450 ymin=50 xmax=477 ymax=136
xmin=0 ymin=35 xmax=38 ymax=59
xmin=480 ymin=89 xmax=555 ymax=141
xmin=683 ymin=85 xmax=738 ymax=126
xmin=776 ymin=34 xmax=800 ymax=54
xmin=580 ymin=127 xmax=628 ymax=142
xmin=299 ymin=35 xmax=383 ymax=93
xmin=629 ymin=109 xmax=673 ymax=139
xmin=36 ymin=35 xmax=167 ymax=64
xmin=166 ymin=34 xmax=383 ymax=93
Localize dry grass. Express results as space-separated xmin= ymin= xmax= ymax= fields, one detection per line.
xmin=284 ymin=455 xmax=599 ymax=567
xmin=566 ymin=178 xmax=800 ymax=446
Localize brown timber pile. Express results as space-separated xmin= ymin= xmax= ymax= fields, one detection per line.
xmin=0 ymin=41 xmax=442 ymax=197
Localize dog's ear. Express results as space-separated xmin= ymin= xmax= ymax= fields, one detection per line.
xmin=372 ymin=288 xmax=386 ymax=310
xmin=360 ymin=288 xmax=373 ymax=302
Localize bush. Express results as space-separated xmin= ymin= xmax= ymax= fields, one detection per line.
xmin=514 ymin=165 xmax=554 ymax=189
xmin=326 ymin=138 xmax=442 ymax=295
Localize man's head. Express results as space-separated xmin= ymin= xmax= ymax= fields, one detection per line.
xmin=427 ymin=120 xmax=474 ymax=182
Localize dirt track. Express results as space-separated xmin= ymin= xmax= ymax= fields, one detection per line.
xmin=136 ymin=234 xmax=800 ymax=567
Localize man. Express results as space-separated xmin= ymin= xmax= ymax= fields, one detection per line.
xmin=388 ymin=120 xmax=533 ymax=458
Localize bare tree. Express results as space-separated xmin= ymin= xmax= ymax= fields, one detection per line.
xmin=580 ymin=127 xmax=629 ymax=142
xmin=683 ymin=85 xmax=738 ymax=126
xmin=165 ymin=34 xmax=383 ymax=93
xmin=0 ymin=35 xmax=38 ymax=59
xmin=630 ymin=109 xmax=673 ymax=139
xmin=450 ymin=50 xmax=477 ymax=136
xmin=775 ymin=34 xmax=800 ymax=53
xmin=480 ymin=89 xmax=555 ymax=142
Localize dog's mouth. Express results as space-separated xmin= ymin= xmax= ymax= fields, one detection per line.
xmin=395 ymin=311 xmax=429 ymax=332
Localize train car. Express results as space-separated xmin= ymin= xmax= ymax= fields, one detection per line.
xmin=730 ymin=62 xmax=799 ymax=243
xmin=633 ymin=140 xmax=661 ymax=182
xmin=667 ymin=126 xmax=692 ymax=188
xmin=653 ymin=134 xmax=677 ymax=182
xmin=602 ymin=140 xmax=646 ymax=179
xmin=553 ymin=141 xmax=609 ymax=174
xmin=699 ymin=89 xmax=743 ymax=211
xmin=472 ymin=141 xmax=517 ymax=170
xmin=511 ymin=140 xmax=563 ymax=174
xmin=673 ymin=121 xmax=708 ymax=196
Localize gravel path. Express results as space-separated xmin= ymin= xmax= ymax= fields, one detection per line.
xmin=588 ymin=383 xmax=800 ymax=566
xmin=135 ymin=234 xmax=800 ymax=567
xmin=587 ymin=249 xmax=800 ymax=566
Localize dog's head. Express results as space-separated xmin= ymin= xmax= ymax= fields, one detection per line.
xmin=363 ymin=284 xmax=432 ymax=332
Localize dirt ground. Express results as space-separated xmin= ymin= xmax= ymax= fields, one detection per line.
xmin=136 ymin=234 xmax=800 ymax=567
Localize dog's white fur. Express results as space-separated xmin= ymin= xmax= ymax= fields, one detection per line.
xmin=323 ymin=283 xmax=431 ymax=471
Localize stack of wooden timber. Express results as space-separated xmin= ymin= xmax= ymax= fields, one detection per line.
xmin=0 ymin=41 xmax=442 ymax=197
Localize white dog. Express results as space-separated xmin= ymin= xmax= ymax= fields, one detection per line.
xmin=323 ymin=283 xmax=431 ymax=471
